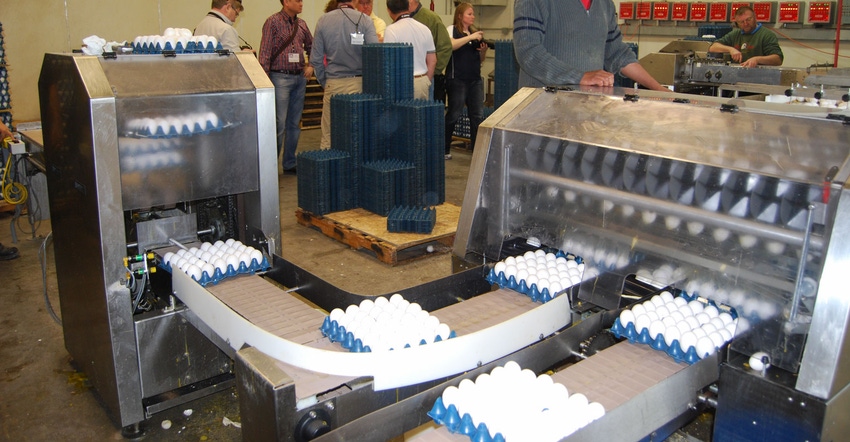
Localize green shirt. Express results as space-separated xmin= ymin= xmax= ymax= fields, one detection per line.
xmin=714 ymin=25 xmax=783 ymax=63
xmin=411 ymin=3 xmax=453 ymax=74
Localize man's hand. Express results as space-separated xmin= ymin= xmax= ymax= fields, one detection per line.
xmin=304 ymin=65 xmax=315 ymax=79
xmin=729 ymin=48 xmax=743 ymax=63
xmin=580 ymin=70 xmax=615 ymax=87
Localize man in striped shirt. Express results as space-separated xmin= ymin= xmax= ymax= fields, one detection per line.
xmin=259 ymin=0 xmax=314 ymax=175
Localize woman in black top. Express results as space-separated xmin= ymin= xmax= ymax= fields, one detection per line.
xmin=444 ymin=2 xmax=488 ymax=159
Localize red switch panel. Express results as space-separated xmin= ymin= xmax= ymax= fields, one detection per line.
xmin=671 ymin=2 xmax=690 ymax=20
xmin=731 ymin=2 xmax=752 ymax=15
xmin=709 ymin=2 xmax=731 ymax=21
xmin=777 ymin=1 xmax=803 ymax=23
xmin=620 ymin=2 xmax=636 ymax=19
xmin=653 ymin=2 xmax=671 ymax=19
xmin=690 ymin=2 xmax=709 ymax=20
xmin=753 ymin=1 xmax=778 ymax=22
xmin=808 ymin=1 xmax=835 ymax=23
xmin=637 ymin=1 xmax=653 ymax=19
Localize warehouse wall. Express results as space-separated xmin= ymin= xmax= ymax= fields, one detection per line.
xmin=0 ymin=0 xmax=846 ymax=124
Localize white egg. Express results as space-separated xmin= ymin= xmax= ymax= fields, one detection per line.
xmin=200 ymin=251 xmax=213 ymax=263
xmin=225 ymin=238 xmax=236 ymax=246
xmin=718 ymin=312 xmax=734 ymax=326
xmin=619 ymin=309 xmax=636 ymax=327
xmin=213 ymin=258 xmax=227 ymax=274
xmin=436 ymin=323 xmax=451 ymax=341
xmin=646 ymin=311 xmax=660 ymax=322
xmin=687 ymin=221 xmax=705 ymax=235
xmin=549 ymin=281 xmax=563 ymax=294
xmin=739 ymin=234 xmax=758 ymax=248
xmin=688 ymin=300 xmax=705 ymax=315
xmin=214 ymin=240 xmax=226 ymax=248
xmin=665 ymin=216 xmax=681 ymax=230
xmin=621 ymin=204 xmax=635 ymax=217
xmin=695 ymin=312 xmax=711 ymax=326
xmin=661 ymin=316 xmax=677 ymax=328
xmin=250 ymin=249 xmax=264 ymax=266
xmin=526 ymin=274 xmax=539 ymax=288
xmin=749 ymin=351 xmax=771 ymax=371
xmin=174 ymin=258 xmax=189 ymax=271
xmin=766 ymin=241 xmax=786 ymax=255
xmin=692 ymin=328 xmax=707 ymax=339
xmin=642 ymin=211 xmax=657 ymax=224
xmin=669 ymin=310 xmax=685 ymax=323
xmin=718 ymin=329 xmax=733 ymax=343
xmin=494 ymin=262 xmax=507 ymax=275
xmin=505 ymin=256 xmax=517 ymax=266
xmin=664 ymin=326 xmax=681 ymax=347
xmin=651 ymin=295 xmax=665 ymax=307
xmin=680 ymin=331 xmax=697 ymax=352
xmin=188 ymin=247 xmax=200 ymax=257
xmin=713 ymin=228 xmax=731 ymax=242
xmin=634 ymin=314 xmax=651 ymax=333
xmin=709 ymin=317 xmax=726 ymax=331
xmin=655 ymin=306 xmax=671 ymax=318
xmin=224 ymin=254 xmax=239 ymax=271
xmin=676 ymin=320 xmax=692 ymax=335
xmin=186 ymin=264 xmax=202 ymax=280
xmin=631 ymin=303 xmax=647 ymax=317
xmin=673 ymin=296 xmax=688 ymax=308
xmin=659 ymin=291 xmax=674 ymax=303
xmin=695 ymin=336 xmax=716 ymax=358
xmin=703 ymin=305 xmax=720 ymax=318
xmin=176 ymin=249 xmax=189 ymax=258
xmin=163 ymin=252 xmax=175 ymax=266
xmin=201 ymin=263 xmax=215 ymax=278
xmin=516 ymin=268 xmax=529 ymax=282
xmin=708 ymin=332 xmax=725 ymax=349
xmin=648 ymin=320 xmax=666 ymax=340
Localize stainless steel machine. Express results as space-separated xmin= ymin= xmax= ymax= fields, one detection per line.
xmin=38 ymin=51 xmax=280 ymax=434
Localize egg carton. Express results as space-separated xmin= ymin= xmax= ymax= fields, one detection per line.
xmin=320 ymin=317 xmax=457 ymax=353
xmin=124 ymin=119 xmax=229 ymax=139
xmin=485 ymin=250 xmax=582 ymax=304
xmin=610 ymin=290 xmax=738 ymax=365
xmin=427 ymin=361 xmax=604 ymax=442
xmin=160 ymin=256 xmax=271 ymax=286
xmin=320 ymin=295 xmax=457 ymax=353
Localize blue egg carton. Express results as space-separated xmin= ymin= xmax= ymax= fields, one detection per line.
xmin=484 ymin=250 xmax=581 ymax=304
xmin=428 ymin=397 xmax=506 ymax=442
xmin=610 ymin=291 xmax=738 ymax=365
xmin=159 ymin=256 xmax=271 ymax=286
xmin=319 ymin=317 xmax=457 ymax=353
xmin=134 ymin=40 xmax=222 ymax=55
xmin=130 ymin=119 xmax=225 ymax=139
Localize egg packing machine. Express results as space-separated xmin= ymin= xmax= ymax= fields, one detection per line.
xmin=446 ymin=87 xmax=850 ymax=441
xmin=38 ymin=51 xmax=281 ymax=435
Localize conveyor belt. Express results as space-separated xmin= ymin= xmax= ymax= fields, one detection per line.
xmin=409 ymin=341 xmax=696 ymax=441
xmin=176 ymin=267 xmax=560 ymax=391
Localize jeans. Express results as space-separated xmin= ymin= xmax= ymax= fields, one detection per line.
xmin=444 ymin=76 xmax=484 ymax=154
xmin=270 ymin=72 xmax=307 ymax=170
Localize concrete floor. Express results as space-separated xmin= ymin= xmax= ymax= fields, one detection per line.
xmin=0 ymin=128 xmax=476 ymax=441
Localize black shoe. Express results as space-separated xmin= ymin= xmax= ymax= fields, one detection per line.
xmin=283 ymin=168 xmax=297 ymax=176
xmin=0 ymin=243 xmax=19 ymax=261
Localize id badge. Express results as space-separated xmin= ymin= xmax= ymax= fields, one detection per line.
xmin=288 ymin=53 xmax=300 ymax=63
xmin=351 ymin=32 xmax=364 ymax=45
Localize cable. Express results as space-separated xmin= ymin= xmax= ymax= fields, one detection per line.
xmin=771 ymin=26 xmax=850 ymax=61
xmin=39 ymin=231 xmax=62 ymax=326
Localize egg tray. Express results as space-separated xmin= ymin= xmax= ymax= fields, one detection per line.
xmin=319 ymin=318 xmax=457 ymax=353
xmin=609 ymin=291 xmax=738 ymax=365
xmin=159 ymin=256 xmax=271 ymax=287
xmin=133 ymin=41 xmax=223 ymax=54
xmin=485 ymin=250 xmax=582 ymax=304
xmin=428 ymin=397 xmax=506 ymax=442
xmin=124 ymin=121 xmax=234 ymax=140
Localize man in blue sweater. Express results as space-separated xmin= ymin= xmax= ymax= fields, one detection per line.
xmin=513 ymin=0 xmax=666 ymax=90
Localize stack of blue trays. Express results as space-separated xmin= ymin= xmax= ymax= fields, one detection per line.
xmin=363 ymin=43 xmax=414 ymax=103
xmin=296 ymin=149 xmax=354 ymax=215
xmin=330 ymin=93 xmax=384 ymax=207
xmin=494 ymin=40 xmax=520 ymax=110
xmin=361 ymin=159 xmax=415 ymax=216
xmin=392 ymin=99 xmax=445 ymax=206
xmin=387 ymin=206 xmax=436 ymax=234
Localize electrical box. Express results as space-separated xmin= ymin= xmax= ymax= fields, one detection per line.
xmin=808 ymin=1 xmax=836 ymax=23
xmin=778 ymin=1 xmax=804 ymax=23
xmin=653 ymin=2 xmax=671 ymax=20
xmin=690 ymin=2 xmax=710 ymax=20
xmin=672 ymin=2 xmax=690 ymax=20
xmin=9 ymin=140 xmax=25 ymax=155
xmin=709 ymin=2 xmax=731 ymax=21
xmin=620 ymin=2 xmax=636 ymax=19
xmin=754 ymin=1 xmax=779 ymax=22
xmin=637 ymin=2 xmax=654 ymax=19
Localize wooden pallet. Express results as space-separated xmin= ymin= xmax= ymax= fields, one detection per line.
xmin=295 ymin=203 xmax=461 ymax=265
